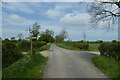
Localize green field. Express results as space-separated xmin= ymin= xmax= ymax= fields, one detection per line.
xmin=89 ymin=43 xmax=100 ymax=51
xmin=56 ymin=42 xmax=100 ymax=52
xmin=56 ymin=42 xmax=80 ymax=50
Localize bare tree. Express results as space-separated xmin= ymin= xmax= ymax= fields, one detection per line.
xmin=55 ymin=28 xmax=68 ymax=42
xmin=17 ymin=33 xmax=23 ymax=40
xmin=32 ymin=22 xmax=40 ymax=40
xmin=87 ymin=0 xmax=120 ymax=30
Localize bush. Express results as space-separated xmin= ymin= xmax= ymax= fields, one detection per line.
xmin=76 ymin=43 xmax=89 ymax=50
xmin=32 ymin=41 xmax=47 ymax=54
xmin=98 ymin=42 xmax=120 ymax=61
xmin=2 ymin=42 xmax=23 ymax=68
xmin=18 ymin=41 xmax=31 ymax=52
xmin=33 ymin=41 xmax=46 ymax=49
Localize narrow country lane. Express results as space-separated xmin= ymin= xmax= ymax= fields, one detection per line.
xmin=43 ymin=44 xmax=109 ymax=78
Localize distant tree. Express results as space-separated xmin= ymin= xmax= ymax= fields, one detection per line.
xmin=4 ymin=38 xmax=9 ymax=41
xmin=17 ymin=33 xmax=23 ymax=41
xmin=45 ymin=29 xmax=54 ymax=37
xmin=11 ymin=37 xmax=15 ymax=41
xmin=38 ymin=29 xmax=54 ymax=43
xmin=87 ymin=1 xmax=120 ymax=29
xmin=79 ymin=40 xmax=84 ymax=43
xmin=55 ymin=28 xmax=68 ymax=42
xmin=96 ymin=40 xmax=103 ymax=43
xmin=112 ymin=40 xmax=117 ymax=43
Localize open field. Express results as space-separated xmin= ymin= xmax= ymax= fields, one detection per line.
xmin=89 ymin=43 xmax=100 ymax=51
xmin=56 ymin=42 xmax=100 ymax=52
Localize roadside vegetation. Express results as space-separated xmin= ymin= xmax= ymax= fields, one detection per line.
xmin=92 ymin=55 xmax=120 ymax=78
xmin=2 ymin=22 xmax=54 ymax=78
xmin=55 ymin=35 xmax=120 ymax=79
xmin=3 ymin=53 xmax=47 ymax=78
xmin=92 ymin=41 xmax=120 ymax=79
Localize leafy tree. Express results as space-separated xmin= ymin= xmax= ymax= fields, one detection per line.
xmin=4 ymin=38 xmax=9 ymax=41
xmin=87 ymin=1 xmax=120 ymax=29
xmin=112 ymin=40 xmax=117 ymax=43
xmin=38 ymin=29 xmax=54 ymax=43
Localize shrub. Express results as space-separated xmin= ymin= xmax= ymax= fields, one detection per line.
xmin=18 ymin=41 xmax=31 ymax=52
xmin=32 ymin=41 xmax=47 ymax=54
xmin=33 ymin=41 xmax=46 ymax=49
xmin=98 ymin=42 xmax=120 ymax=61
xmin=2 ymin=42 xmax=23 ymax=68
xmin=76 ymin=43 xmax=89 ymax=50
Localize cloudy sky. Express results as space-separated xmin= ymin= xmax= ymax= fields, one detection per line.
xmin=2 ymin=2 xmax=118 ymax=41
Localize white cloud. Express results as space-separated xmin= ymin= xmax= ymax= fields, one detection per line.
xmin=3 ymin=13 xmax=37 ymax=27
xmin=60 ymin=13 xmax=91 ymax=27
xmin=45 ymin=8 xmax=61 ymax=18
xmin=3 ymin=3 xmax=35 ymax=14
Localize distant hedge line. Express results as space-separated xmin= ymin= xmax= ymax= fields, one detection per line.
xmin=63 ymin=42 xmax=89 ymax=50
xmin=18 ymin=41 xmax=46 ymax=52
xmin=98 ymin=42 xmax=120 ymax=61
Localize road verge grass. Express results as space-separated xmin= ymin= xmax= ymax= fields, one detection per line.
xmin=92 ymin=55 xmax=120 ymax=79
xmin=39 ymin=43 xmax=51 ymax=51
xmin=2 ymin=53 xmax=48 ymax=78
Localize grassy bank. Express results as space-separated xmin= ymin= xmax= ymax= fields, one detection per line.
xmin=56 ymin=42 xmax=100 ymax=52
xmin=92 ymin=55 xmax=120 ymax=79
xmin=2 ymin=53 xmax=48 ymax=78
xmin=39 ymin=43 xmax=51 ymax=51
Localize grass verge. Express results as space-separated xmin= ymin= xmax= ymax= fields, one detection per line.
xmin=92 ymin=55 xmax=120 ymax=79
xmin=39 ymin=43 xmax=51 ymax=51
xmin=2 ymin=53 xmax=48 ymax=78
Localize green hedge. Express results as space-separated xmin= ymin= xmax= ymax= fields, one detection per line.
xmin=76 ymin=43 xmax=89 ymax=50
xmin=98 ymin=42 xmax=120 ymax=61
xmin=2 ymin=42 xmax=23 ymax=68
xmin=18 ymin=41 xmax=31 ymax=52
xmin=33 ymin=41 xmax=46 ymax=49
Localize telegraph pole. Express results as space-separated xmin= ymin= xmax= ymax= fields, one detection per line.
xmin=83 ymin=32 xmax=86 ymax=42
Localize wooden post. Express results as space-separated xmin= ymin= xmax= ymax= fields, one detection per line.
xmin=30 ymin=35 xmax=33 ymax=55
